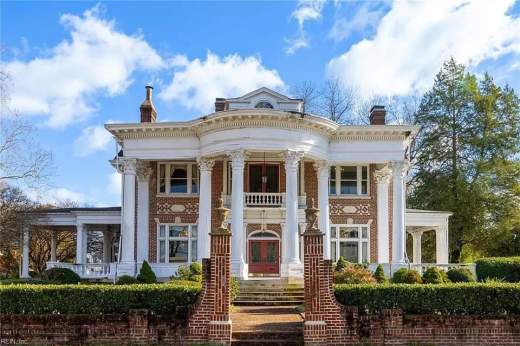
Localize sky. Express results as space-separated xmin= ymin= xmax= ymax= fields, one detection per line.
xmin=1 ymin=0 xmax=520 ymax=207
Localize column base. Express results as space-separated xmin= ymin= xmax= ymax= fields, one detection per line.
xmin=231 ymin=260 xmax=248 ymax=279
xmin=116 ymin=261 xmax=137 ymax=277
xmin=281 ymin=262 xmax=304 ymax=284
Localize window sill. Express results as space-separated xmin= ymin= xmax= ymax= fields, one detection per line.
xmin=329 ymin=195 xmax=371 ymax=200
xmin=156 ymin=193 xmax=200 ymax=198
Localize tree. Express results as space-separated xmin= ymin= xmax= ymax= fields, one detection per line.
xmin=291 ymin=80 xmax=319 ymax=114
xmin=410 ymin=58 xmax=520 ymax=262
xmin=318 ymin=79 xmax=355 ymax=124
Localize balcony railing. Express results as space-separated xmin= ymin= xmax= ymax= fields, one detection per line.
xmin=47 ymin=261 xmax=113 ymax=279
xmin=221 ymin=193 xmax=307 ymax=208
xmin=370 ymin=263 xmax=476 ymax=277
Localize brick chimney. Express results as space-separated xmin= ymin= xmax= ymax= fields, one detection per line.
xmin=140 ymin=85 xmax=157 ymax=123
xmin=214 ymin=98 xmax=226 ymax=112
xmin=369 ymin=105 xmax=386 ymax=125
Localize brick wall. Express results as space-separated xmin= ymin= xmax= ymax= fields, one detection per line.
xmin=0 ymin=309 xmax=188 ymax=344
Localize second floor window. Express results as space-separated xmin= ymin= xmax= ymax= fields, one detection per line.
xmin=158 ymin=163 xmax=199 ymax=194
xmin=329 ymin=165 xmax=369 ymax=196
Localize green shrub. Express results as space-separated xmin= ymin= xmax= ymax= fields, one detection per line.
xmin=374 ymin=265 xmax=387 ymax=283
xmin=334 ymin=283 xmax=520 ymax=315
xmin=173 ymin=263 xmax=203 ymax=282
xmin=475 ymin=257 xmax=520 ymax=282
xmin=0 ymin=283 xmax=201 ymax=314
xmin=422 ymin=267 xmax=446 ymax=284
xmin=335 ymin=256 xmax=348 ymax=272
xmin=136 ymin=261 xmax=157 ymax=283
xmin=392 ymin=268 xmax=422 ymax=284
xmin=116 ymin=275 xmax=138 ymax=285
xmin=231 ymin=277 xmax=240 ymax=302
xmin=190 ymin=262 xmax=202 ymax=276
xmin=42 ymin=268 xmax=80 ymax=284
xmin=334 ymin=264 xmax=376 ymax=284
xmin=447 ymin=268 xmax=475 ymax=283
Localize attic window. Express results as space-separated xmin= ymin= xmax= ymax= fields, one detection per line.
xmin=255 ymin=101 xmax=274 ymax=109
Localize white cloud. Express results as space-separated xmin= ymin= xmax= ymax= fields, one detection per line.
xmin=328 ymin=3 xmax=385 ymax=43
xmin=327 ymin=0 xmax=520 ymax=98
xmin=2 ymin=5 xmax=163 ymax=128
xmin=26 ymin=187 xmax=88 ymax=206
xmin=286 ymin=0 xmax=326 ymax=54
xmin=74 ymin=124 xmax=114 ymax=157
xmin=108 ymin=171 xmax=121 ymax=197
xmin=159 ymin=52 xmax=285 ymax=113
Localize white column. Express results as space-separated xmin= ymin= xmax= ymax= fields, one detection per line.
xmin=374 ymin=166 xmax=392 ymax=263
xmin=103 ymin=228 xmax=113 ymax=263
xmin=119 ymin=158 xmax=137 ymax=275
xmin=314 ymin=161 xmax=331 ymax=259
xmin=197 ymin=157 xmax=214 ymax=260
xmin=76 ymin=223 xmax=85 ymax=264
xmin=228 ymin=149 xmax=247 ymax=278
xmin=436 ymin=226 xmax=449 ymax=264
xmin=412 ymin=231 xmax=423 ymax=264
xmin=285 ymin=150 xmax=304 ymax=269
xmin=391 ymin=160 xmax=408 ymax=263
xmin=21 ymin=227 xmax=30 ymax=278
xmin=136 ymin=161 xmax=152 ymax=263
xmin=50 ymin=231 xmax=57 ymax=262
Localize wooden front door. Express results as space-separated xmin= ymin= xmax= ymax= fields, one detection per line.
xmin=248 ymin=240 xmax=280 ymax=274
xmin=248 ymin=164 xmax=279 ymax=193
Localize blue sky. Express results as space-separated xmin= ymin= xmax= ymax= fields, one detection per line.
xmin=2 ymin=0 xmax=520 ymax=206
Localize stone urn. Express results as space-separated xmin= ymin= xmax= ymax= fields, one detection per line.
xmin=214 ymin=198 xmax=230 ymax=234
xmin=305 ymin=198 xmax=321 ymax=234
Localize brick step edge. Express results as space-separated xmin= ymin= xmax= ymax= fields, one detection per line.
xmin=233 ymin=300 xmax=304 ymax=306
xmin=232 ymin=331 xmax=303 ymax=340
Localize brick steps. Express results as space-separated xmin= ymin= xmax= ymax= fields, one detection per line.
xmin=235 ymin=279 xmax=304 ymax=307
xmin=232 ymin=331 xmax=303 ymax=345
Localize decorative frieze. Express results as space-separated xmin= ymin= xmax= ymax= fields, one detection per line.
xmin=156 ymin=201 xmax=199 ymax=214
xmin=329 ymin=201 xmax=370 ymax=215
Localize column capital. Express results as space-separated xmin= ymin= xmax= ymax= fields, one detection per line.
xmin=227 ymin=149 xmax=248 ymax=169
xmin=374 ymin=165 xmax=392 ymax=184
xmin=117 ymin=158 xmax=137 ymax=175
xmin=197 ymin=157 xmax=215 ymax=172
xmin=284 ymin=150 xmax=304 ymax=170
xmin=313 ymin=160 xmax=329 ymax=174
xmin=136 ymin=161 xmax=153 ymax=182
xmin=390 ymin=160 xmax=410 ymax=177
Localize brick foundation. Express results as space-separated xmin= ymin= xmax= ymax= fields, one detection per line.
xmin=186 ymin=230 xmax=232 ymax=344
xmin=0 ymin=309 xmax=188 ymax=344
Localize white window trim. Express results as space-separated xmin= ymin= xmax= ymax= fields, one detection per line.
xmin=329 ymin=165 xmax=370 ymax=197
xmin=157 ymin=223 xmax=198 ymax=264
xmin=330 ymin=224 xmax=370 ymax=263
xmin=157 ymin=162 xmax=199 ymax=195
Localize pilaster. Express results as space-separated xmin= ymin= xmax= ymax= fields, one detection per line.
xmin=374 ymin=165 xmax=392 ymax=263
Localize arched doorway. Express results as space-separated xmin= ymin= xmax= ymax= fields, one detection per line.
xmin=248 ymin=230 xmax=280 ymax=275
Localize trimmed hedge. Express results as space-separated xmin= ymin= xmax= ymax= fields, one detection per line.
xmin=447 ymin=268 xmax=475 ymax=282
xmin=0 ymin=283 xmax=201 ymax=315
xmin=42 ymin=268 xmax=81 ymax=284
xmin=475 ymin=257 xmax=520 ymax=282
xmin=334 ymin=283 xmax=520 ymax=315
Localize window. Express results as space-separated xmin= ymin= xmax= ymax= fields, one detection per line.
xmin=330 ymin=225 xmax=369 ymax=263
xmin=329 ymin=165 xmax=369 ymax=196
xmin=157 ymin=224 xmax=198 ymax=263
xmin=255 ymin=101 xmax=274 ymax=109
xmin=158 ymin=163 xmax=199 ymax=194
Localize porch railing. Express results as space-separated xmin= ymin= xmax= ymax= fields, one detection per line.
xmin=370 ymin=262 xmax=476 ymax=277
xmin=46 ymin=261 xmax=113 ymax=279
xmin=244 ymin=192 xmax=285 ymax=207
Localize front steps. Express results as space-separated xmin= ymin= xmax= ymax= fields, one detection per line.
xmin=234 ymin=279 xmax=305 ymax=306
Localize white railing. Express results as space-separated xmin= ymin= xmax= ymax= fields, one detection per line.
xmin=46 ymin=261 xmax=113 ymax=279
xmin=369 ymin=263 xmax=476 ymax=277
xmin=244 ymin=192 xmax=285 ymax=207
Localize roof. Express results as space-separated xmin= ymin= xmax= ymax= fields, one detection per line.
xmin=35 ymin=207 xmax=121 ymax=213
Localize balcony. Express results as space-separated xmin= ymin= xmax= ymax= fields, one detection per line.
xmin=222 ymin=193 xmax=307 ymax=208
xmin=47 ymin=261 xmax=114 ymax=279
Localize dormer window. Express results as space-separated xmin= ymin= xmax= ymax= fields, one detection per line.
xmin=255 ymin=101 xmax=274 ymax=109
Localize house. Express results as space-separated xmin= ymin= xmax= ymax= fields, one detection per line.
xmin=21 ymin=87 xmax=456 ymax=280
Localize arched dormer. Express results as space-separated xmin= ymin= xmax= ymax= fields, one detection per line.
xmin=216 ymin=87 xmax=303 ymax=112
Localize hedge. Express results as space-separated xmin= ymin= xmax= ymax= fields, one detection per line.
xmin=334 ymin=283 xmax=520 ymax=315
xmin=0 ymin=283 xmax=201 ymax=315
xmin=475 ymin=257 xmax=520 ymax=282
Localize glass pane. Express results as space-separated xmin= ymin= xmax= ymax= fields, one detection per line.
xmin=170 ymin=165 xmax=188 ymax=193
xmin=362 ymin=166 xmax=368 ymax=179
xmin=159 ymin=225 xmax=166 ymax=238
xmin=341 ymin=181 xmax=357 ymax=194
xmin=330 ymin=226 xmax=337 ymax=239
xmin=340 ymin=227 xmax=358 ymax=239
xmin=169 ymin=240 xmax=188 ymax=262
xmin=331 ymin=241 xmax=337 ymax=261
xmin=362 ymin=242 xmax=368 ymax=263
xmin=191 ymin=166 xmax=199 ymax=194
xmin=329 ymin=166 xmax=335 ymax=178
xmin=339 ymin=242 xmax=358 ymax=263
xmin=329 ymin=179 xmax=336 ymax=195
xmin=361 ymin=227 xmax=368 ymax=238
xmin=251 ymin=243 xmax=261 ymax=263
xmin=267 ymin=242 xmax=277 ymax=263
xmin=159 ymin=165 xmax=166 ymax=193
xmin=340 ymin=166 xmax=357 ymax=180
xmin=171 ymin=165 xmax=187 ymax=178
xmin=169 ymin=225 xmax=189 ymax=238
xmin=361 ymin=181 xmax=368 ymax=194
xmin=159 ymin=240 xmax=166 ymax=263
xmin=191 ymin=225 xmax=198 ymax=238
xmin=191 ymin=240 xmax=197 ymax=262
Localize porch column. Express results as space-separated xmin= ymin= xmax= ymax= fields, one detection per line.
xmin=50 ymin=231 xmax=57 ymax=262
xmin=119 ymin=158 xmax=137 ymax=275
xmin=228 ymin=149 xmax=247 ymax=278
xmin=103 ymin=228 xmax=114 ymax=263
xmin=411 ymin=231 xmax=423 ymax=264
xmin=136 ymin=161 xmax=152 ymax=263
xmin=314 ymin=161 xmax=330 ymax=259
xmin=197 ymin=157 xmax=214 ymax=260
xmin=436 ymin=226 xmax=449 ymax=264
xmin=285 ymin=150 xmax=304 ymax=268
xmin=391 ymin=160 xmax=408 ymax=263
xmin=374 ymin=166 xmax=392 ymax=263
xmin=21 ymin=227 xmax=30 ymax=278
xmin=76 ymin=223 xmax=86 ymax=264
